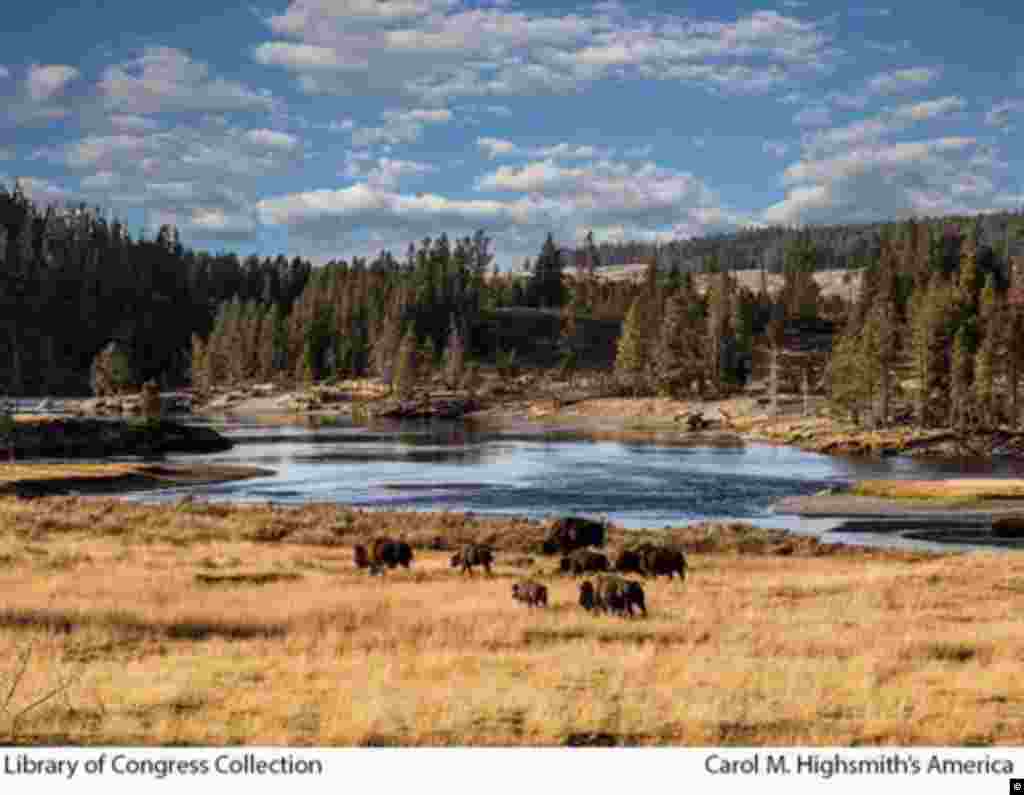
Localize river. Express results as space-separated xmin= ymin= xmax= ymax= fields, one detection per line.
xmin=124 ymin=415 xmax=1024 ymax=552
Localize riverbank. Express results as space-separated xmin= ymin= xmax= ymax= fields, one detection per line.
xmin=192 ymin=382 xmax=1024 ymax=460
xmin=2 ymin=417 xmax=233 ymax=458
xmin=0 ymin=463 xmax=275 ymax=497
xmin=12 ymin=498 xmax=1024 ymax=745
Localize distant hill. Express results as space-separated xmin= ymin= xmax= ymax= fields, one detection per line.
xmin=558 ymin=209 xmax=1024 ymax=275
xmin=562 ymin=263 xmax=863 ymax=301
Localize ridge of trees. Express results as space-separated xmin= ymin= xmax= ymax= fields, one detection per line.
xmin=0 ymin=182 xmax=311 ymax=395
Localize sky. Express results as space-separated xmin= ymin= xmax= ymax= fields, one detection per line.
xmin=1 ymin=0 xmax=1022 ymax=268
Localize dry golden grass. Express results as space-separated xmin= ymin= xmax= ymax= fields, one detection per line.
xmin=0 ymin=495 xmax=1020 ymax=746
xmin=853 ymin=479 xmax=1024 ymax=502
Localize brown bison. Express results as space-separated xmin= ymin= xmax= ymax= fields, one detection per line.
xmin=613 ymin=542 xmax=657 ymax=575
xmin=560 ymin=548 xmax=610 ymax=576
xmin=640 ymin=545 xmax=687 ymax=581
xmin=450 ymin=543 xmax=494 ymax=576
xmin=512 ymin=579 xmax=548 ymax=607
xmin=579 ymin=575 xmax=646 ymax=617
xmin=541 ymin=516 xmax=606 ymax=555
xmin=353 ymin=537 xmax=414 ymax=574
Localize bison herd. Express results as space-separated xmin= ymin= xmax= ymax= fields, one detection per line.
xmin=351 ymin=516 xmax=687 ymax=619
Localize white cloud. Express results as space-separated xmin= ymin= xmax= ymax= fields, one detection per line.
xmin=38 ymin=121 xmax=303 ymax=242
xmin=892 ymin=96 xmax=965 ymax=122
xmin=26 ymin=64 xmax=79 ymax=102
xmin=350 ymin=107 xmax=453 ymax=146
xmin=803 ymin=95 xmax=966 ymax=154
xmin=986 ymin=100 xmax=1024 ymax=130
xmin=258 ymin=153 xmax=746 ymax=262
xmin=0 ymin=66 xmax=10 ymax=79
xmin=764 ymin=137 xmax=985 ymax=225
xmin=245 ymin=128 xmax=301 ymax=151
xmin=867 ymin=67 xmax=939 ymax=95
xmin=344 ymin=156 xmax=438 ymax=189
xmin=255 ymin=3 xmax=839 ymax=101
xmin=100 ymin=47 xmax=275 ymax=114
xmin=477 ymin=137 xmax=519 ymax=158
xmin=793 ymin=105 xmax=832 ymax=126
xmin=475 ymin=137 xmax=610 ymax=160
xmin=109 ymin=114 xmax=162 ymax=132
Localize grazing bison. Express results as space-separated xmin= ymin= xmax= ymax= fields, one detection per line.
xmin=560 ymin=548 xmax=610 ymax=576
xmin=512 ymin=579 xmax=548 ymax=608
xmin=579 ymin=576 xmax=647 ymax=617
xmin=640 ymin=545 xmax=687 ymax=581
xmin=613 ymin=542 xmax=660 ymax=575
xmin=450 ymin=543 xmax=494 ymax=576
xmin=541 ymin=516 xmax=606 ymax=555
xmin=353 ymin=537 xmax=414 ymax=574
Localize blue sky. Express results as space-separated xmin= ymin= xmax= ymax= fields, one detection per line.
xmin=1 ymin=0 xmax=1022 ymax=267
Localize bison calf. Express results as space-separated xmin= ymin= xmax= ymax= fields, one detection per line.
xmin=512 ymin=579 xmax=548 ymax=608
xmin=450 ymin=543 xmax=494 ymax=576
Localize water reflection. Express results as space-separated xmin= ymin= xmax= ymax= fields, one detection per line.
xmin=136 ymin=416 xmax=1024 ymax=539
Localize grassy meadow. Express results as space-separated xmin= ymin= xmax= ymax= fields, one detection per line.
xmin=1 ymin=495 xmax=1022 ymax=746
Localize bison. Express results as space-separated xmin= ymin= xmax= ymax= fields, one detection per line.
xmin=613 ymin=543 xmax=657 ymax=575
xmin=579 ymin=575 xmax=647 ymax=618
xmin=450 ymin=543 xmax=494 ymax=576
xmin=541 ymin=516 xmax=606 ymax=555
xmin=353 ymin=537 xmax=414 ymax=574
xmin=512 ymin=579 xmax=548 ymax=608
xmin=560 ymin=548 xmax=610 ymax=576
xmin=640 ymin=545 xmax=687 ymax=581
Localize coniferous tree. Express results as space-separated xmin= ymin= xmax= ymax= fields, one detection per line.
xmin=974 ymin=274 xmax=1001 ymax=426
xmin=653 ymin=291 xmax=703 ymax=398
xmin=392 ymin=328 xmax=421 ymax=399
xmin=951 ymin=326 xmax=972 ymax=432
xmin=615 ymin=298 xmax=649 ymax=397
xmin=443 ymin=315 xmax=466 ymax=390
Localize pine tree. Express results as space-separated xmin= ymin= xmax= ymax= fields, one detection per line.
xmin=615 ymin=298 xmax=648 ymax=397
xmin=392 ymin=328 xmax=420 ymax=399
xmin=974 ymin=274 xmax=1001 ymax=427
xmin=653 ymin=291 xmax=703 ymax=399
xmin=951 ymin=326 xmax=972 ymax=432
xmin=189 ymin=334 xmax=209 ymax=394
xmin=443 ymin=315 xmax=465 ymax=390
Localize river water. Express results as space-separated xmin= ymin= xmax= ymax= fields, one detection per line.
xmin=127 ymin=415 xmax=1024 ymax=551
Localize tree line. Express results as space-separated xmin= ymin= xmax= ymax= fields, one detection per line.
xmin=0 ymin=182 xmax=311 ymax=396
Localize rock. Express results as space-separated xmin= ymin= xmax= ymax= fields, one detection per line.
xmin=992 ymin=516 xmax=1024 ymax=539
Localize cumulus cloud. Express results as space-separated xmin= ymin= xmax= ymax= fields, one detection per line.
xmin=0 ymin=66 xmax=9 ymax=79
xmin=350 ymin=107 xmax=453 ymax=146
xmin=244 ymin=128 xmax=301 ymax=151
xmin=476 ymin=137 xmax=611 ymax=160
xmin=986 ymin=99 xmax=1024 ymax=130
xmin=38 ymin=121 xmax=303 ymax=241
xmin=343 ymin=155 xmax=438 ymax=188
xmin=867 ymin=67 xmax=939 ymax=95
xmin=254 ymin=2 xmax=839 ymax=101
xmin=803 ymin=95 xmax=966 ymax=154
xmin=793 ymin=105 xmax=831 ymax=126
xmin=26 ymin=64 xmax=80 ymax=102
xmin=100 ymin=47 xmax=275 ymax=114
xmin=764 ymin=137 xmax=985 ymax=225
xmin=258 ymin=153 xmax=746 ymax=261
xmin=109 ymin=114 xmax=162 ymax=132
